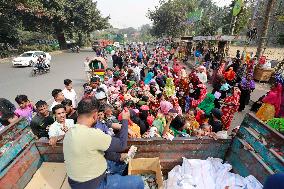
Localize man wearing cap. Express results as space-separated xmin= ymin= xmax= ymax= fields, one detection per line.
xmin=95 ymin=88 xmax=108 ymax=106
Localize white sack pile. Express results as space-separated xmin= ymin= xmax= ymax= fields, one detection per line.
xmin=164 ymin=157 xmax=263 ymax=189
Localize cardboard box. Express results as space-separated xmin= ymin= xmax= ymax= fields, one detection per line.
xmin=128 ymin=157 xmax=163 ymax=189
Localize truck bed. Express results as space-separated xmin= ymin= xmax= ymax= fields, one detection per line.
xmin=24 ymin=162 xmax=70 ymax=189
xmin=1 ymin=113 xmax=283 ymax=189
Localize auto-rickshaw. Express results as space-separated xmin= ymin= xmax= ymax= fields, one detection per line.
xmin=88 ymin=57 xmax=108 ymax=81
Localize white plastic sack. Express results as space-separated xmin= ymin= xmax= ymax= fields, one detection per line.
xmin=165 ymin=157 xmax=263 ymax=189
xmin=216 ymin=131 xmax=229 ymax=139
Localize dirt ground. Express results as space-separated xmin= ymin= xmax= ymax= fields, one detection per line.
xmin=228 ymin=45 xmax=284 ymax=61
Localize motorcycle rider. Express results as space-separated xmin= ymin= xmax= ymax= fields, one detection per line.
xmin=35 ymin=55 xmax=50 ymax=72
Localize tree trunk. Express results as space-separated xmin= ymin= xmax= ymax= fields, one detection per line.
xmin=78 ymin=33 xmax=84 ymax=47
xmin=256 ymin=0 xmax=276 ymax=58
xmin=55 ymin=26 xmax=67 ymax=50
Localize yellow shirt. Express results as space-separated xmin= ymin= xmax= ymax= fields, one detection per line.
xmin=63 ymin=124 xmax=111 ymax=182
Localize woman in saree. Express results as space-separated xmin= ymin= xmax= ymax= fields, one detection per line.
xmin=224 ymin=67 xmax=236 ymax=86
xmin=198 ymin=93 xmax=215 ymax=116
xmin=144 ymin=72 xmax=154 ymax=85
xmin=238 ymin=74 xmax=255 ymax=112
xmin=211 ymin=61 xmax=225 ymax=84
xmin=279 ymin=87 xmax=284 ymax=118
xmin=190 ymin=83 xmax=207 ymax=108
xmin=221 ymin=86 xmax=241 ymax=130
xmin=256 ymin=83 xmax=283 ymax=122
xmin=177 ymin=78 xmax=189 ymax=112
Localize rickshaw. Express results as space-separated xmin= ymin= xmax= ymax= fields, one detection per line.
xmin=88 ymin=57 xmax=108 ymax=81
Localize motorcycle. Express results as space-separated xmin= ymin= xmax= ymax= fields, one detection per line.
xmin=30 ymin=62 xmax=50 ymax=77
xmin=71 ymin=46 xmax=80 ymax=53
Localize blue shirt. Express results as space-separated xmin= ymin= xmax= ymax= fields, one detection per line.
xmin=94 ymin=121 xmax=110 ymax=134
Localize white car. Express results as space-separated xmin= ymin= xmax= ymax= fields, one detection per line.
xmin=12 ymin=51 xmax=51 ymax=67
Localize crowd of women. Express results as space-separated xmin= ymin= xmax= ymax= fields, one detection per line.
xmin=79 ymin=42 xmax=283 ymax=139
xmin=1 ymin=42 xmax=283 ymax=140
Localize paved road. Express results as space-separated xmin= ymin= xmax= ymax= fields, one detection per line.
xmin=0 ymin=49 xmax=97 ymax=104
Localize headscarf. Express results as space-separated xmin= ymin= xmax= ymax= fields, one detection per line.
xmin=217 ymin=62 xmax=226 ymax=75
xmin=262 ymin=83 xmax=283 ymax=115
xmin=240 ymin=75 xmax=255 ymax=90
xmin=173 ymin=63 xmax=182 ymax=74
xmin=160 ymin=100 xmax=173 ymax=115
xmin=224 ymin=67 xmax=236 ymax=81
xmin=127 ymin=81 xmax=135 ymax=89
xmin=189 ymin=72 xmax=200 ymax=88
xmin=144 ymin=72 xmax=154 ymax=85
xmin=172 ymin=96 xmax=182 ymax=115
xmin=198 ymin=93 xmax=215 ymax=115
xmin=164 ymin=78 xmax=175 ymax=97
xmin=198 ymin=66 xmax=206 ymax=73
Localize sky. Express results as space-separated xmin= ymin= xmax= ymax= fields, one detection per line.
xmin=96 ymin=0 xmax=231 ymax=29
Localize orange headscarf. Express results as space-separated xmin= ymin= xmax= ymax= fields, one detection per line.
xmin=224 ymin=67 xmax=236 ymax=81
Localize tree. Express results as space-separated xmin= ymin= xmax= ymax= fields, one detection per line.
xmin=0 ymin=0 xmax=110 ymax=49
xmin=139 ymin=24 xmax=155 ymax=42
xmin=39 ymin=0 xmax=109 ymax=49
xmin=147 ymin=0 xmax=196 ymax=37
xmin=0 ymin=0 xmax=48 ymax=45
xmin=256 ymin=0 xmax=277 ymax=57
xmin=147 ymin=0 xmax=231 ymax=37
xmin=147 ymin=0 xmax=255 ymax=38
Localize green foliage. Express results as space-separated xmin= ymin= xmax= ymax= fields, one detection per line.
xmin=221 ymin=0 xmax=252 ymax=35
xmin=147 ymin=0 xmax=196 ymax=37
xmin=18 ymin=44 xmax=54 ymax=53
xmin=278 ymin=34 xmax=284 ymax=45
xmin=147 ymin=0 xmax=252 ymax=37
xmin=139 ymin=24 xmax=156 ymax=42
xmin=0 ymin=0 xmax=110 ymax=49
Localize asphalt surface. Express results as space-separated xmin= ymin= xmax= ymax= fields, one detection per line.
xmin=0 ymin=48 xmax=97 ymax=104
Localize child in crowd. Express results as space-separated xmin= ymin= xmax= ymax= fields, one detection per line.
xmin=14 ymin=95 xmax=35 ymax=123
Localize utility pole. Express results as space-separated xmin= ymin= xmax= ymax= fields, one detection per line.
xmin=256 ymin=0 xmax=276 ymax=58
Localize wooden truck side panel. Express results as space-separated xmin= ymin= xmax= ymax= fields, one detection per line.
xmin=226 ymin=113 xmax=284 ymax=183
xmin=35 ymin=138 xmax=232 ymax=175
xmin=1 ymin=114 xmax=283 ymax=188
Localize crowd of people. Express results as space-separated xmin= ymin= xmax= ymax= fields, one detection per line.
xmin=0 ymin=41 xmax=283 ymax=188
xmin=1 ymin=42 xmax=283 ymax=139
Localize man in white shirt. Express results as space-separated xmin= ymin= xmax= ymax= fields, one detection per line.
xmin=48 ymin=104 xmax=75 ymax=147
xmin=130 ymin=61 xmax=141 ymax=81
xmin=62 ymin=79 xmax=78 ymax=108
xmin=50 ymin=89 xmax=65 ymax=111
xmin=84 ymin=57 xmax=91 ymax=81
